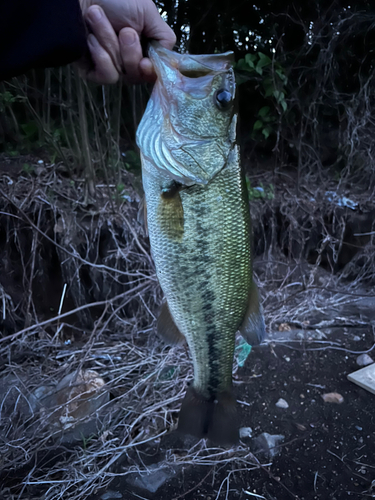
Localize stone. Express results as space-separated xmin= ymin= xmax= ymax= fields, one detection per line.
xmin=0 ymin=370 xmax=109 ymax=443
xmin=321 ymin=392 xmax=344 ymax=404
xmin=356 ymin=354 xmax=374 ymax=367
xmin=126 ymin=464 xmax=177 ymax=493
xmin=252 ymin=432 xmax=285 ymax=458
xmin=100 ymin=491 xmax=122 ymax=500
xmin=239 ymin=427 xmax=253 ymax=438
xmin=275 ymin=398 xmax=289 ymax=409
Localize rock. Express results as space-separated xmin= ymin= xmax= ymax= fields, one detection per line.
xmin=39 ymin=369 xmax=109 ymax=442
xmin=278 ymin=323 xmax=292 ymax=332
xmin=252 ymin=432 xmax=285 ymax=458
xmin=41 ymin=369 xmax=107 ymax=425
xmin=322 ymin=392 xmax=344 ymax=404
xmin=0 ymin=370 xmax=109 ymax=443
xmin=126 ymin=464 xmax=177 ymax=493
xmin=239 ymin=427 xmax=253 ymax=438
xmin=356 ymin=354 xmax=374 ymax=367
xmin=275 ymin=398 xmax=289 ymax=409
xmin=100 ymin=492 xmax=123 ymax=500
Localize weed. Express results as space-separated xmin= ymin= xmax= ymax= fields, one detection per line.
xmin=22 ymin=163 xmax=34 ymax=175
xmin=235 ymin=52 xmax=288 ymax=139
xmin=246 ymin=177 xmax=274 ymax=201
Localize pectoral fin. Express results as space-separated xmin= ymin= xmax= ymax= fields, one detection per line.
xmin=157 ymin=301 xmax=185 ymax=345
xmin=158 ymin=183 xmax=184 ymax=241
xmin=238 ymin=281 xmax=266 ymax=346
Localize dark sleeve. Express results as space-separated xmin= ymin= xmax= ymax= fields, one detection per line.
xmin=0 ymin=0 xmax=88 ymax=80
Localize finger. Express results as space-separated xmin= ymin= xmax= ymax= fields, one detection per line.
xmin=85 ymin=6 xmax=122 ymax=74
xmin=139 ymin=57 xmax=157 ymax=82
xmin=142 ymin=0 xmax=177 ymax=49
xmin=119 ymin=27 xmax=144 ymax=83
xmin=86 ymin=33 xmax=119 ymax=84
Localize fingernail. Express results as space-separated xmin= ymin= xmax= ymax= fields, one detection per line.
xmin=87 ymin=6 xmax=102 ymax=23
xmin=121 ymin=30 xmax=136 ymax=46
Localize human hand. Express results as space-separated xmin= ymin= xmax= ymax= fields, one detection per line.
xmin=79 ymin=0 xmax=176 ymax=84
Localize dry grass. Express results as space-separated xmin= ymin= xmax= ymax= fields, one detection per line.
xmin=0 ymin=161 xmax=375 ymax=500
xmin=0 ymin=167 xmax=265 ymax=500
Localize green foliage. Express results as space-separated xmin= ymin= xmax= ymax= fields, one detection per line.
xmin=114 ymin=182 xmax=131 ymax=203
xmin=0 ymin=67 xmax=145 ymax=168
xmin=246 ymin=177 xmax=274 ymax=201
xmin=235 ymin=52 xmax=288 ymax=140
xmin=20 ymin=121 xmax=39 ymax=142
xmin=116 ymin=183 xmax=125 ymax=194
xmin=81 ymin=433 xmax=96 ymax=450
xmin=158 ymin=366 xmax=177 ymax=381
xmin=0 ymin=90 xmax=18 ymax=112
xmin=123 ymin=149 xmax=141 ymax=173
xmin=7 ymin=149 xmax=20 ymax=156
xmin=22 ymin=163 xmax=34 ymax=175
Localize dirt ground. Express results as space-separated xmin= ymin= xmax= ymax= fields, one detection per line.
xmin=1 ymin=156 xmax=375 ymax=500
xmin=88 ymin=299 xmax=375 ymax=500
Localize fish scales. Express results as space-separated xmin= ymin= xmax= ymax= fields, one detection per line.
xmin=143 ymin=151 xmax=251 ymax=395
xmin=137 ymin=43 xmax=265 ymax=445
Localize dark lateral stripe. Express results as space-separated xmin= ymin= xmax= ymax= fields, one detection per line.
xmin=191 ymin=198 xmax=222 ymax=395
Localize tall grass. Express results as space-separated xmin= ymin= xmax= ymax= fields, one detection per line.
xmin=0 ymin=67 xmax=146 ymax=189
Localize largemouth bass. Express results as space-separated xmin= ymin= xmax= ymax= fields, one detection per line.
xmin=136 ymin=43 xmax=265 ymax=445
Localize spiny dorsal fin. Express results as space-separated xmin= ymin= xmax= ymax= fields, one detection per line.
xmin=157 ymin=301 xmax=185 ymax=345
xmin=238 ymin=281 xmax=266 ymax=346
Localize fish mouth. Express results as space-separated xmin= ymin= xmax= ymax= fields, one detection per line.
xmin=136 ymin=42 xmax=237 ymax=185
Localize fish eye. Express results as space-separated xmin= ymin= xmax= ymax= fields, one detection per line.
xmin=215 ymin=89 xmax=233 ymax=110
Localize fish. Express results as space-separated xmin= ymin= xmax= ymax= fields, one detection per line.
xmin=136 ymin=42 xmax=265 ymax=445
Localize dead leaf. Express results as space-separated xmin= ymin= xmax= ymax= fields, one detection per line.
xmin=278 ymin=323 xmax=292 ymax=332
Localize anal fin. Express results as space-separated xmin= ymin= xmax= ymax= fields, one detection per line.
xmin=178 ymin=387 xmax=239 ymax=446
xmin=238 ymin=281 xmax=266 ymax=346
xmin=157 ymin=301 xmax=185 ymax=345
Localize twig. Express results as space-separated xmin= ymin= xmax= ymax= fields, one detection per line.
xmin=0 ymin=282 xmax=151 ymax=343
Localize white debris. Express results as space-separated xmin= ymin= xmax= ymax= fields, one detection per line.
xmin=322 ymin=392 xmax=344 ymax=404
xmin=356 ymin=354 xmax=374 ymax=367
xmin=325 ymin=191 xmax=358 ymax=210
xmin=253 ymin=432 xmax=285 ymax=458
xmin=275 ymin=398 xmax=289 ymax=409
xmin=239 ymin=427 xmax=253 ymax=438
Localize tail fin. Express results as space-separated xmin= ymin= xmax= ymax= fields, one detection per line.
xmin=178 ymin=387 xmax=239 ymax=446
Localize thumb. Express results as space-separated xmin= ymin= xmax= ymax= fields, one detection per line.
xmin=141 ymin=0 xmax=176 ymax=49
